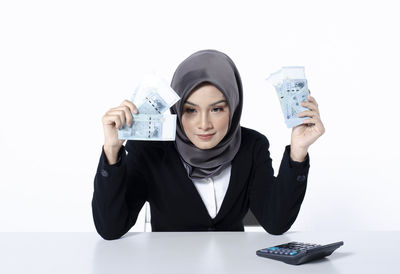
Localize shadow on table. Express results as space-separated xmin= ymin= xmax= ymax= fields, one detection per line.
xmin=306 ymin=251 xmax=354 ymax=264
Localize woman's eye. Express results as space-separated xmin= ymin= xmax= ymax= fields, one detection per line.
xmin=212 ymin=107 xmax=224 ymax=112
xmin=184 ymin=108 xmax=196 ymax=113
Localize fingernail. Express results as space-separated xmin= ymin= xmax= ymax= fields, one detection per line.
xmin=133 ymin=110 xmax=138 ymax=114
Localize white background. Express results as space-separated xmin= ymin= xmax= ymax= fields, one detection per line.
xmin=0 ymin=0 xmax=399 ymax=232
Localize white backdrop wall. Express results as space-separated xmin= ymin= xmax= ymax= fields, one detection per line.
xmin=0 ymin=0 xmax=399 ymax=232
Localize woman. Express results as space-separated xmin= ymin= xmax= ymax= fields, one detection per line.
xmin=92 ymin=49 xmax=325 ymax=240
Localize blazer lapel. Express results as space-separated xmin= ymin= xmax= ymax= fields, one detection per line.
xmin=213 ymin=144 xmax=252 ymax=223
xmin=169 ymin=143 xmax=214 ymax=222
xmin=168 ymin=140 xmax=252 ymax=223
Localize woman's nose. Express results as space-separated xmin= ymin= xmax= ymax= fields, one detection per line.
xmin=198 ymin=113 xmax=212 ymax=130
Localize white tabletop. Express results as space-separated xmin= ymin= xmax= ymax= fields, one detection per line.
xmin=1 ymin=231 xmax=398 ymax=274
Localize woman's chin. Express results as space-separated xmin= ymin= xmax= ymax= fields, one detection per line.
xmin=193 ymin=141 xmax=217 ymax=150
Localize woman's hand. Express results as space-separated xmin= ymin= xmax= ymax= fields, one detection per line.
xmin=102 ymin=100 xmax=138 ymax=164
xmin=290 ymin=94 xmax=325 ymax=162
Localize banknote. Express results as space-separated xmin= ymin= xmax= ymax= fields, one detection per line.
xmin=132 ymin=72 xmax=180 ymax=115
xmin=117 ymin=72 xmax=180 ymax=141
xmin=266 ymin=66 xmax=311 ymax=128
xmin=133 ymin=90 xmax=170 ymax=115
xmin=118 ymin=113 xmax=177 ymax=141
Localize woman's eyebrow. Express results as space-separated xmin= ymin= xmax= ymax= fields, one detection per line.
xmin=184 ymin=99 xmax=227 ymax=107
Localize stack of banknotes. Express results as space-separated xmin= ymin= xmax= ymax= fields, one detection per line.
xmin=118 ymin=73 xmax=181 ymax=141
xmin=266 ymin=66 xmax=311 ymax=128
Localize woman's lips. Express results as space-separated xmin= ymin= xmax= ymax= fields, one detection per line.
xmin=197 ymin=133 xmax=215 ymax=140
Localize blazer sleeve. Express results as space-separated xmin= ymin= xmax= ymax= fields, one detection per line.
xmin=248 ymin=135 xmax=310 ymax=235
xmin=91 ymin=141 xmax=148 ymax=240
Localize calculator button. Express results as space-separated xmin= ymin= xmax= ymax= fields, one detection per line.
xmin=289 ymin=251 xmax=298 ymax=256
xmin=267 ymin=247 xmax=279 ymax=251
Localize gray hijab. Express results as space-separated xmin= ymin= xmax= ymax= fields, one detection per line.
xmin=170 ymin=49 xmax=243 ymax=180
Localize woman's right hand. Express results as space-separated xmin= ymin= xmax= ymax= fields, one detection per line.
xmin=102 ymin=99 xmax=138 ymax=164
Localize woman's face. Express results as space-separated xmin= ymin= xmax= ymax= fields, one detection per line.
xmin=181 ymin=84 xmax=230 ymax=150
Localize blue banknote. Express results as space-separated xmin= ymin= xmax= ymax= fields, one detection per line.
xmin=266 ymin=66 xmax=311 ymax=128
xmin=118 ymin=72 xmax=180 ymax=140
xmin=131 ymin=72 xmax=180 ymax=115
xmin=118 ymin=113 xmax=177 ymax=141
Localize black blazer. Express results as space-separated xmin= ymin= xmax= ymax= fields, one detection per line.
xmin=92 ymin=127 xmax=310 ymax=240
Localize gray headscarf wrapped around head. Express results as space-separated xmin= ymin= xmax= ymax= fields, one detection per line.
xmin=170 ymin=49 xmax=243 ymax=180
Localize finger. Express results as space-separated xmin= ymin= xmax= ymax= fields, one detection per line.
xmin=301 ymin=101 xmax=320 ymax=115
xmin=307 ymin=95 xmax=318 ymax=107
xmin=103 ymin=114 xmax=123 ymax=129
xmin=121 ymin=99 xmax=138 ymax=114
xmin=114 ymin=105 xmax=134 ymax=126
xmin=106 ymin=109 xmax=127 ymax=128
xmin=302 ymin=117 xmax=326 ymax=134
xmin=297 ymin=110 xmax=318 ymax=118
xmin=301 ymin=118 xmax=316 ymax=126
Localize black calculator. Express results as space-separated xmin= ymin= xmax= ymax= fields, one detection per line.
xmin=256 ymin=241 xmax=344 ymax=265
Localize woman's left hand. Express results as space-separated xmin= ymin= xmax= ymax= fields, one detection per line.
xmin=290 ymin=94 xmax=325 ymax=161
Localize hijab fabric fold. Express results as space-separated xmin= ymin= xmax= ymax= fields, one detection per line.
xmin=170 ymin=49 xmax=243 ymax=180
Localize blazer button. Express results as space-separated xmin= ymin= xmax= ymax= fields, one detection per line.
xmin=101 ymin=169 xmax=109 ymax=177
xmin=296 ymin=175 xmax=306 ymax=182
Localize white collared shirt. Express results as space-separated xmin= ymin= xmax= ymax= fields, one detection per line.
xmin=191 ymin=165 xmax=232 ymax=219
